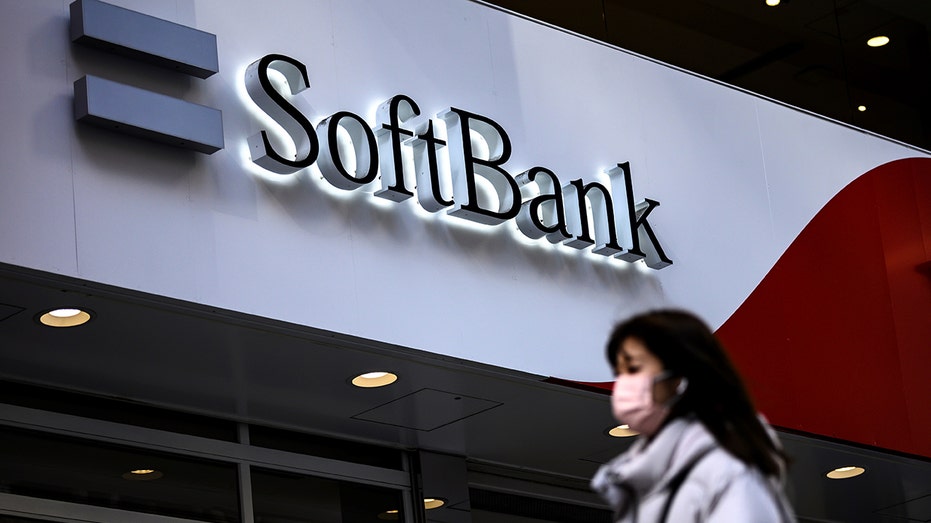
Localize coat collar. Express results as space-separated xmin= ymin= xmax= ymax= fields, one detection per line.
xmin=616 ymin=417 xmax=717 ymax=494
xmin=591 ymin=416 xmax=718 ymax=517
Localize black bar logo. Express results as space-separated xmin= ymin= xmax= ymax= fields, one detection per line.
xmin=70 ymin=0 xmax=224 ymax=154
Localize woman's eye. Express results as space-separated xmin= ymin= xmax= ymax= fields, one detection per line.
xmin=627 ymin=366 xmax=640 ymax=373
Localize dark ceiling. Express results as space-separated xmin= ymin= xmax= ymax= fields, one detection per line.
xmin=2 ymin=261 xmax=931 ymax=522
xmin=484 ymin=0 xmax=931 ymax=151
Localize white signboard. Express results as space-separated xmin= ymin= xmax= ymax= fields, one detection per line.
xmin=0 ymin=0 xmax=924 ymax=380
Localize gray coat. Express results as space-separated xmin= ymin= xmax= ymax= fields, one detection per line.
xmin=591 ymin=417 xmax=795 ymax=522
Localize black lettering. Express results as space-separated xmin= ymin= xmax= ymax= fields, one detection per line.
xmin=316 ymin=111 xmax=378 ymax=190
xmin=633 ymin=198 xmax=672 ymax=268
xmin=516 ymin=167 xmax=571 ymax=242
xmin=408 ymin=119 xmax=452 ymax=212
xmin=439 ymin=107 xmax=520 ymax=225
xmin=244 ymin=54 xmax=318 ymax=174
xmin=563 ymin=179 xmax=623 ymax=255
xmin=609 ymin=162 xmax=672 ymax=267
xmin=374 ymin=95 xmax=419 ymax=201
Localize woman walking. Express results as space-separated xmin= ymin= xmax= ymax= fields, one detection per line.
xmin=591 ymin=309 xmax=795 ymax=522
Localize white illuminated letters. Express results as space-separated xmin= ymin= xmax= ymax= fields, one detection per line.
xmin=440 ymin=107 xmax=521 ymax=225
xmin=516 ymin=167 xmax=570 ymax=243
xmin=244 ymin=54 xmax=318 ymax=174
xmin=244 ymin=53 xmax=672 ymax=269
xmin=374 ymin=95 xmax=419 ymax=202
xmin=316 ymin=111 xmax=378 ymax=190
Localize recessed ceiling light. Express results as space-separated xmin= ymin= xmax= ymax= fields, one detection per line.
xmin=608 ymin=424 xmax=640 ymax=437
xmin=857 ymin=105 xmax=867 ymax=112
xmin=867 ymin=36 xmax=889 ymax=47
xmin=351 ymin=371 xmax=398 ymax=388
xmin=765 ymin=0 xmax=780 ymax=6
xmin=38 ymin=308 xmax=92 ymax=327
xmin=826 ymin=466 xmax=865 ymax=479
xmin=423 ymin=498 xmax=445 ymax=510
xmin=121 ymin=469 xmax=163 ymax=480
xmin=379 ymin=498 xmax=442 ymax=518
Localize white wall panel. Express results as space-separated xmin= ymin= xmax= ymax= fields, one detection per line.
xmin=0 ymin=1 xmax=78 ymax=274
xmin=755 ymin=101 xmax=915 ymax=250
xmin=0 ymin=0 xmax=926 ymax=381
xmin=632 ymin=65 xmax=776 ymax=327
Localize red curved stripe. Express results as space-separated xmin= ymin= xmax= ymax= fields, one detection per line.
xmin=559 ymin=158 xmax=931 ymax=459
xmin=718 ymin=157 xmax=931 ymax=458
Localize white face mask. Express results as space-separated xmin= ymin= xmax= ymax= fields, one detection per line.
xmin=611 ymin=371 xmax=685 ymax=436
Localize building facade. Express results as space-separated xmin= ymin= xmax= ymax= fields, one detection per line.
xmin=1 ymin=1 xmax=929 ymax=521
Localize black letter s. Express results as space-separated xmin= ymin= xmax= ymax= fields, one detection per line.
xmin=245 ymin=54 xmax=319 ymax=174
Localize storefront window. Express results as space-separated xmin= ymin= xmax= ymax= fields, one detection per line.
xmin=0 ymin=426 xmax=241 ymax=522
xmin=249 ymin=425 xmax=404 ymax=470
xmin=0 ymin=381 xmax=238 ymax=442
xmin=251 ymin=468 xmax=405 ymax=522
xmin=470 ymin=489 xmax=611 ymax=523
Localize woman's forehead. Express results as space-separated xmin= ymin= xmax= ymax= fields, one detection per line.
xmin=619 ymin=337 xmax=650 ymax=358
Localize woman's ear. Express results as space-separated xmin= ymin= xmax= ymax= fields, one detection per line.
xmin=675 ymin=377 xmax=689 ymax=395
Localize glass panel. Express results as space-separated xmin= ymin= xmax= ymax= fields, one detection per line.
xmin=249 ymin=425 xmax=403 ymax=470
xmin=251 ymin=468 xmax=405 ymax=522
xmin=470 ymin=489 xmax=611 ymax=523
xmin=0 ymin=380 xmax=238 ymax=442
xmin=0 ymin=426 xmax=240 ymax=522
xmin=472 ymin=511 xmax=552 ymax=523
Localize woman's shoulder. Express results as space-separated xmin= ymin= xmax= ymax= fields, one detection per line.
xmin=677 ymin=446 xmax=789 ymax=521
xmin=688 ymin=445 xmax=756 ymax=491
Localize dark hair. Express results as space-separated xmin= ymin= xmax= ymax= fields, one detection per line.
xmin=606 ymin=309 xmax=786 ymax=477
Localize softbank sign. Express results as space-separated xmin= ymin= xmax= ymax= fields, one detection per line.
xmin=247 ymin=55 xmax=671 ymax=269
xmin=70 ymin=0 xmax=672 ymax=269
